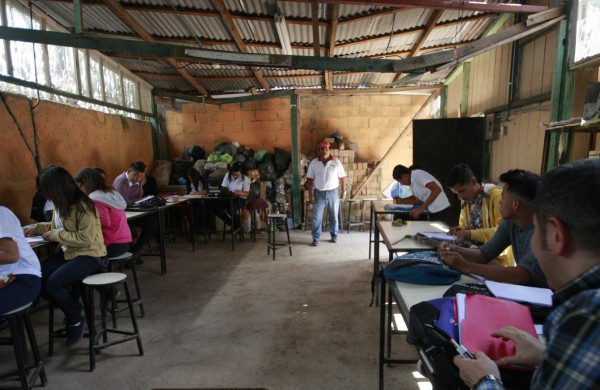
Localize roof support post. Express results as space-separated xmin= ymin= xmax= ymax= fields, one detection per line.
xmin=290 ymin=94 xmax=301 ymax=226
xmin=546 ymin=15 xmax=575 ymax=172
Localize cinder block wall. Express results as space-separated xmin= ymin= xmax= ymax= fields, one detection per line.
xmin=165 ymin=98 xmax=292 ymax=157
xmin=299 ymin=94 xmax=429 ymax=194
xmin=165 ymin=93 xmax=431 ymax=223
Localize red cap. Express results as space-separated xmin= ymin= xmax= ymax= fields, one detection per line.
xmin=319 ymin=141 xmax=330 ymax=148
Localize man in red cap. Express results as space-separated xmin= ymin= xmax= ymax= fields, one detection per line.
xmin=305 ymin=140 xmax=347 ymax=246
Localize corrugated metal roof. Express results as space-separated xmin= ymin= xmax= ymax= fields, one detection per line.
xmin=28 ymin=0 xmax=521 ymax=98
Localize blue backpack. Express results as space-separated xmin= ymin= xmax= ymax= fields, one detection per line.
xmin=383 ymin=251 xmax=461 ymax=285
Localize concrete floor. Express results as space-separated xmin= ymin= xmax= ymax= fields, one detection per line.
xmin=1 ymin=228 xmax=432 ymax=390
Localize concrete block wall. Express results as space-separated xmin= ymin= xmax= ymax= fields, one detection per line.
xmin=299 ymin=93 xmax=429 ymax=189
xmin=165 ymin=97 xmax=292 ymax=157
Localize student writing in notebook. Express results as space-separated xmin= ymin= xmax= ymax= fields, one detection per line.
xmin=453 ymin=158 xmax=600 ymax=390
xmin=445 ymin=163 xmax=513 ymax=267
xmin=438 ymin=169 xmax=547 ymax=288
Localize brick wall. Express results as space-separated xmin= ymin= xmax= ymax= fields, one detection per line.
xmin=0 ymin=93 xmax=153 ymax=222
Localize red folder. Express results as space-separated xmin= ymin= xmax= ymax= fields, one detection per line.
xmin=460 ymin=294 xmax=538 ymax=360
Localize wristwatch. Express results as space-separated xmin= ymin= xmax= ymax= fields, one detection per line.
xmin=476 ymin=374 xmax=503 ymax=387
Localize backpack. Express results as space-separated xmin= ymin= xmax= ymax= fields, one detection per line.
xmin=384 ymin=251 xmax=462 ymax=285
xmin=408 ymin=301 xmax=468 ymax=390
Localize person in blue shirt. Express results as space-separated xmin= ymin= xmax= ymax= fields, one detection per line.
xmin=453 ymin=158 xmax=600 ymax=390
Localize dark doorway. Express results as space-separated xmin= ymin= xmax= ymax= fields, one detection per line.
xmin=412 ymin=118 xmax=487 ymax=226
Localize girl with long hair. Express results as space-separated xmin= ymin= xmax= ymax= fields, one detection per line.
xmin=75 ymin=168 xmax=132 ymax=258
xmin=26 ymin=166 xmax=106 ymax=346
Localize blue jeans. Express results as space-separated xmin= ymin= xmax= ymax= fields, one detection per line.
xmin=311 ymin=188 xmax=340 ymax=241
xmin=41 ymin=252 xmax=101 ymax=324
xmin=0 ymin=274 xmax=41 ymax=315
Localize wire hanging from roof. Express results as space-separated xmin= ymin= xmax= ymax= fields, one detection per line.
xmin=166 ymin=0 xmax=204 ymax=48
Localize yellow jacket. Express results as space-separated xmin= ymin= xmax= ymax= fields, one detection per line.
xmin=33 ymin=203 xmax=106 ymax=260
xmin=458 ymin=183 xmax=502 ymax=243
xmin=459 ymin=184 xmax=514 ymax=266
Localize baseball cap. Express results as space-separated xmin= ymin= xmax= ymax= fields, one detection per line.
xmin=319 ymin=141 xmax=330 ymax=148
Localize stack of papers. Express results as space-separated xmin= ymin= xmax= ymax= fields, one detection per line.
xmin=418 ymin=231 xmax=457 ymax=242
xmin=484 ymin=280 xmax=553 ymax=307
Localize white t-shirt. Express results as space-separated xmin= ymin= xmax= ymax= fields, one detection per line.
xmin=306 ymin=157 xmax=347 ymax=191
xmin=0 ymin=207 xmax=41 ymax=277
xmin=221 ymin=173 xmax=250 ymax=192
xmin=410 ymin=170 xmax=450 ymax=213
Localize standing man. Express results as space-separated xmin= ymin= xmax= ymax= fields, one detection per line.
xmin=113 ymin=161 xmax=158 ymax=263
xmin=306 ymin=140 xmax=347 ymax=246
xmin=438 ymin=169 xmax=547 ymax=288
xmin=453 ymin=158 xmax=600 ymax=390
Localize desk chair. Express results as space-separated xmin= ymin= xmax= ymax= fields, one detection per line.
xmin=105 ymin=252 xmax=145 ymax=328
xmin=0 ymin=303 xmax=47 ymax=390
xmin=266 ymin=214 xmax=292 ymax=260
xmin=47 ymin=271 xmax=98 ymax=356
xmin=83 ymin=272 xmax=144 ymax=371
xmin=344 ymin=199 xmax=365 ymax=233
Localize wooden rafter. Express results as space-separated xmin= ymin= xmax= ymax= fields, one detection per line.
xmin=311 ymin=0 xmax=321 ymax=57
xmin=393 ymin=9 xmax=441 ymax=82
xmin=101 ymin=0 xmax=208 ymax=95
xmin=324 ymin=3 xmax=339 ymax=91
xmin=212 ymin=0 xmax=269 ymax=92
xmin=295 ymin=0 xmax=547 ymax=14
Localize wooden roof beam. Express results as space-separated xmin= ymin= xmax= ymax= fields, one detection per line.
xmin=325 ymin=3 xmax=339 ymax=91
xmin=212 ymin=0 xmax=270 ymax=92
xmin=393 ymin=9 xmax=441 ymax=81
xmin=295 ymin=0 xmax=547 ymax=14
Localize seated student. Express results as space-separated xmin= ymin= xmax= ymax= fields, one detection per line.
xmin=112 ymin=161 xmax=159 ymax=263
xmin=75 ymin=168 xmax=132 ymax=258
xmin=25 ymin=166 xmax=105 ymax=346
xmin=453 ymin=158 xmax=600 ymax=390
xmin=438 ymin=169 xmax=547 ymax=288
xmin=186 ymin=167 xmax=208 ymax=232
xmin=30 ymin=166 xmax=55 ymax=222
xmin=214 ymin=162 xmax=250 ymax=228
xmin=392 ymin=164 xmax=451 ymax=221
xmin=186 ymin=167 xmax=208 ymax=195
xmin=0 ymin=205 xmax=42 ymax=314
xmin=446 ymin=163 xmax=514 ymax=267
xmin=244 ymin=168 xmax=268 ymax=232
